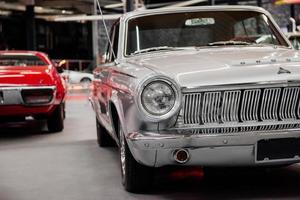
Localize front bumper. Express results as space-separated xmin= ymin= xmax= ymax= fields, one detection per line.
xmin=126 ymin=129 xmax=300 ymax=167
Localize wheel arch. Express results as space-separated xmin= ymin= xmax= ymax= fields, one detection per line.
xmin=108 ymin=93 xmax=127 ymax=145
xmin=80 ymin=77 xmax=92 ymax=82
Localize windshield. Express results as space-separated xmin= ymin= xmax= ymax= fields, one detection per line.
xmin=126 ymin=11 xmax=288 ymax=55
xmin=289 ymin=36 xmax=300 ymax=50
xmin=0 ymin=54 xmax=47 ymax=66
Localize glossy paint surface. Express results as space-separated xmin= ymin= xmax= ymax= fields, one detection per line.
xmin=0 ymin=51 xmax=66 ymax=116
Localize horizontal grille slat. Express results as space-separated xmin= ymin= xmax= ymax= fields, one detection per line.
xmin=181 ymin=86 xmax=300 ymax=129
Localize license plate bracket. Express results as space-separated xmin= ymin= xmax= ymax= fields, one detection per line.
xmin=257 ymin=138 xmax=300 ymax=161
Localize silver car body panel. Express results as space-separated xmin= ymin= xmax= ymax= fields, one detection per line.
xmin=91 ymin=6 xmax=300 ymax=167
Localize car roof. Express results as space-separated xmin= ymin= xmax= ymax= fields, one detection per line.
xmin=0 ymin=51 xmax=51 ymax=64
xmin=121 ymin=5 xmax=269 ymax=20
xmin=0 ymin=50 xmax=44 ymax=55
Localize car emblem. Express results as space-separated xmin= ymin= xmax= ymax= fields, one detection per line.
xmin=277 ymin=67 xmax=291 ymax=74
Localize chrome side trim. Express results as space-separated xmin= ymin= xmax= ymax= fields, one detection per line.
xmin=182 ymin=81 xmax=300 ymax=93
xmin=0 ymin=86 xmax=56 ymax=91
xmin=173 ymin=120 xmax=300 ymax=129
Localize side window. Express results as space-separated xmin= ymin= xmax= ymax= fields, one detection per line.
xmin=105 ymin=26 xmax=114 ymax=63
xmin=112 ymin=23 xmax=119 ymax=58
xmin=105 ymin=22 xmax=120 ymax=63
xmin=235 ymin=17 xmax=269 ymax=36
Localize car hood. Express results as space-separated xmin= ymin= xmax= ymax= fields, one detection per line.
xmin=128 ymin=47 xmax=300 ymax=88
xmin=0 ymin=66 xmax=54 ymax=87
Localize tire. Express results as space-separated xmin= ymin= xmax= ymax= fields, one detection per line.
xmin=80 ymin=78 xmax=91 ymax=83
xmin=96 ymin=117 xmax=115 ymax=147
xmin=119 ymin=120 xmax=154 ymax=193
xmin=62 ymin=102 xmax=66 ymax=119
xmin=47 ymin=104 xmax=64 ymax=133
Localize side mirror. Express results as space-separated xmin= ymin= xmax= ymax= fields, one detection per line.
xmin=55 ymin=60 xmax=66 ymax=73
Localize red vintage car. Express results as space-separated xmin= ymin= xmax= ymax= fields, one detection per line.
xmin=0 ymin=51 xmax=67 ymax=133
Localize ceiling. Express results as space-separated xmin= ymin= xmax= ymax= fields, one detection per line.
xmin=0 ymin=0 xmax=273 ymax=21
xmin=0 ymin=0 xmax=123 ymax=16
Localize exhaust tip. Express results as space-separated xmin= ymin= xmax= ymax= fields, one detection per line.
xmin=174 ymin=149 xmax=190 ymax=164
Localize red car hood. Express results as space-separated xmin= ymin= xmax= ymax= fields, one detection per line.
xmin=0 ymin=66 xmax=54 ymax=87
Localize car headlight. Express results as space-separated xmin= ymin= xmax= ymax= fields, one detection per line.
xmin=141 ymin=81 xmax=176 ymax=116
xmin=138 ymin=77 xmax=181 ymax=121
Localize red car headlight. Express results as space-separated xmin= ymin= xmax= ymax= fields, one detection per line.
xmin=21 ymin=89 xmax=54 ymax=105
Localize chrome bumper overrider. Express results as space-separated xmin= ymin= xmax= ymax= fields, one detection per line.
xmin=126 ymin=129 xmax=300 ymax=167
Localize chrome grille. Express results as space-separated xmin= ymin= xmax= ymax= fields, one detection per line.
xmin=221 ymin=91 xmax=241 ymax=122
xmin=279 ymin=87 xmax=300 ymax=120
xmin=183 ymin=93 xmax=201 ymax=124
xmin=240 ymin=89 xmax=260 ymax=121
xmin=181 ymin=86 xmax=300 ymax=126
xmin=185 ymin=124 xmax=300 ymax=135
xmin=260 ymin=88 xmax=280 ymax=121
xmin=202 ymin=92 xmax=221 ymax=123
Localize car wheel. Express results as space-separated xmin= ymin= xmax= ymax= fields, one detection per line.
xmin=80 ymin=78 xmax=91 ymax=83
xmin=96 ymin=117 xmax=115 ymax=147
xmin=47 ymin=103 xmax=64 ymax=133
xmin=62 ymin=102 xmax=66 ymax=119
xmin=119 ymin=120 xmax=154 ymax=193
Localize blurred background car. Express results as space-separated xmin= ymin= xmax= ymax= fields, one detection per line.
xmin=62 ymin=69 xmax=94 ymax=84
xmin=0 ymin=50 xmax=67 ymax=133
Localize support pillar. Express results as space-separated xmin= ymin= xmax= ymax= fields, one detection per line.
xmin=257 ymin=0 xmax=262 ymax=7
xmin=228 ymin=0 xmax=237 ymax=5
xmin=291 ymin=4 xmax=295 ymax=19
xmin=92 ymin=0 xmax=99 ymax=66
xmin=125 ymin=0 xmax=134 ymax=12
xmin=208 ymin=0 xmax=215 ymax=5
xmin=25 ymin=5 xmax=36 ymax=50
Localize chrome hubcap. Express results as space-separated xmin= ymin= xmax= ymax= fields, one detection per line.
xmin=120 ymin=128 xmax=126 ymax=178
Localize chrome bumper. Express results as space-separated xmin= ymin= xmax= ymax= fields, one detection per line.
xmin=126 ymin=129 xmax=300 ymax=167
xmin=0 ymin=86 xmax=56 ymax=106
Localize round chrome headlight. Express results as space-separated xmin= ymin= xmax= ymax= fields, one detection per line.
xmin=141 ymin=81 xmax=176 ymax=116
xmin=138 ymin=77 xmax=181 ymax=121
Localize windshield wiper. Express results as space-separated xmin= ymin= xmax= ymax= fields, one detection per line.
xmin=207 ymin=40 xmax=253 ymax=46
xmin=131 ymin=46 xmax=183 ymax=55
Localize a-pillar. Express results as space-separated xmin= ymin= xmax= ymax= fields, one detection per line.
xmin=92 ymin=0 xmax=99 ymax=66
xmin=25 ymin=2 xmax=36 ymax=50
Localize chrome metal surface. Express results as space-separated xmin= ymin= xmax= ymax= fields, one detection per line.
xmin=180 ymin=86 xmax=300 ymax=129
xmin=126 ymin=129 xmax=300 ymax=167
xmin=0 ymin=86 xmax=56 ymax=106
xmin=279 ymin=87 xmax=300 ymax=120
xmin=120 ymin=126 xmax=126 ymax=178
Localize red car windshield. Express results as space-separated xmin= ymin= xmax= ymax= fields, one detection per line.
xmin=0 ymin=54 xmax=47 ymax=66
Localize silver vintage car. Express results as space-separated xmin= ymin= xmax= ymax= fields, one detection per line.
xmin=91 ymin=6 xmax=300 ymax=192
